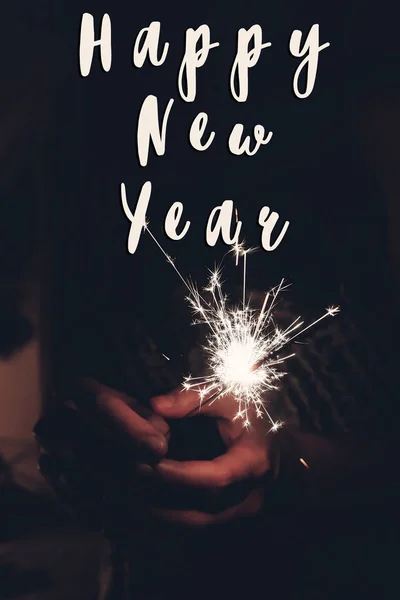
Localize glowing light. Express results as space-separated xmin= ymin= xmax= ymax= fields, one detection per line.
xmin=145 ymin=223 xmax=339 ymax=430
xmin=182 ymin=271 xmax=339 ymax=428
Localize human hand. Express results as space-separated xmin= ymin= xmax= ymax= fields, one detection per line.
xmin=148 ymin=388 xmax=278 ymax=526
xmin=34 ymin=378 xmax=170 ymax=534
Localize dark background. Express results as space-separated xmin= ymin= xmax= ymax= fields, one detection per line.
xmin=1 ymin=1 xmax=400 ymax=599
xmin=35 ymin=1 xmax=398 ymax=392
xmin=42 ymin=1 xmax=399 ymax=412
xmin=54 ymin=1 xmax=389 ymax=307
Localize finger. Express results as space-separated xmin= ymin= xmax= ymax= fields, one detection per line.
xmin=95 ymin=387 xmax=167 ymax=456
xmin=151 ymin=387 xmax=237 ymax=420
xmin=155 ymin=438 xmax=270 ymax=489
xmin=151 ymin=388 xmax=200 ymax=417
xmin=147 ymin=413 xmax=170 ymax=437
xmin=151 ymin=488 xmax=263 ymax=527
xmin=83 ymin=379 xmax=170 ymax=452
xmin=84 ymin=379 xmax=169 ymax=433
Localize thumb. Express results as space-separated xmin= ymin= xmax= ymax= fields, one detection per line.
xmin=151 ymin=388 xmax=202 ymax=418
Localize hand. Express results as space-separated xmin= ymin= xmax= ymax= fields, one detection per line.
xmin=83 ymin=378 xmax=170 ymax=457
xmin=149 ymin=388 xmax=278 ymax=526
xmin=35 ymin=378 xmax=170 ymax=534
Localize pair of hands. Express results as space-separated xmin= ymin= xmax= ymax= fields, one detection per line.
xmin=37 ymin=379 xmax=276 ymax=528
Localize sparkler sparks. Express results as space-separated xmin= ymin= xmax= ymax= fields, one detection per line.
xmin=144 ymin=222 xmax=339 ymax=430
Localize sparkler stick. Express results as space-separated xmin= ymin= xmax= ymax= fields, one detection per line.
xmin=144 ymin=225 xmax=191 ymax=294
xmin=143 ymin=222 xmax=339 ymax=430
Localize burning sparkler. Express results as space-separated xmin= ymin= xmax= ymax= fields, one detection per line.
xmin=143 ymin=223 xmax=339 ymax=431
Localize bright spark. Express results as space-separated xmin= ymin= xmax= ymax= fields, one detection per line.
xmin=182 ymin=271 xmax=339 ymax=428
xmin=145 ymin=227 xmax=340 ymax=430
